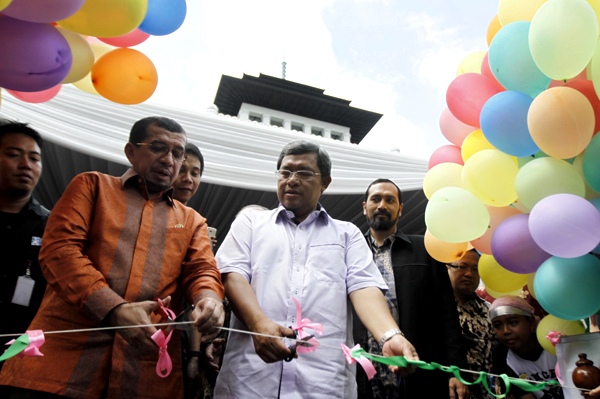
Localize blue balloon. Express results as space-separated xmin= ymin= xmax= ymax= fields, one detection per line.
xmin=489 ymin=21 xmax=551 ymax=98
xmin=480 ymin=91 xmax=539 ymax=157
xmin=138 ymin=0 xmax=186 ymax=36
xmin=534 ymin=255 xmax=600 ymax=320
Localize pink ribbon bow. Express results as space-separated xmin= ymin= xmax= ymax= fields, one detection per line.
xmin=291 ymin=298 xmax=323 ymax=353
xmin=341 ymin=343 xmax=377 ymax=380
xmin=6 ymin=330 xmax=45 ymax=359
xmin=151 ymin=329 xmax=173 ymax=378
xmin=546 ymin=331 xmax=561 ymax=347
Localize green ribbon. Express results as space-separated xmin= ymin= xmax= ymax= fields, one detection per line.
xmin=0 ymin=334 xmax=30 ymax=362
xmin=350 ymin=348 xmax=561 ymax=398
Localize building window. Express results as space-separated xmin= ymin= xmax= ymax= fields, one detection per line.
xmin=311 ymin=128 xmax=323 ymax=136
xmin=291 ymin=122 xmax=304 ymax=132
xmin=249 ymin=113 xmax=262 ymax=122
xmin=331 ymin=131 xmax=343 ymax=141
xmin=271 ymin=117 xmax=284 ymax=127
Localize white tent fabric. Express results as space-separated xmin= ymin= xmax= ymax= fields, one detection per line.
xmin=0 ymin=86 xmax=427 ymax=194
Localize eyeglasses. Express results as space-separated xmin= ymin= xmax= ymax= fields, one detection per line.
xmin=136 ymin=142 xmax=187 ymax=162
xmin=447 ymin=264 xmax=479 ymax=275
xmin=275 ymin=170 xmax=321 ymax=181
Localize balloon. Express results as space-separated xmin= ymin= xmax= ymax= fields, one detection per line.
xmin=456 ymin=51 xmax=486 ymax=75
xmin=515 ymin=157 xmax=586 ymax=210
xmin=72 ymin=43 xmax=115 ymax=95
xmin=425 ymin=187 xmax=490 ymax=243
xmin=529 ymin=194 xmax=600 ymax=258
xmin=548 ymin=68 xmax=589 ymax=88
xmin=138 ymin=0 xmax=186 ymax=36
xmin=528 ymin=87 xmax=594 ymax=159
xmin=487 ymin=15 xmax=502 ymax=47
xmin=537 ymin=315 xmax=586 ymax=355
xmin=527 ymin=273 xmax=537 ymax=299
xmin=424 ymin=230 xmax=468 ymax=263
xmin=439 ymin=108 xmax=476 ymax=147
xmin=479 ymin=254 xmax=528 ymax=293
xmin=0 ymin=0 xmax=12 ymax=12
xmin=423 ymin=163 xmax=463 ymax=199
xmin=6 ymin=84 xmax=61 ymax=103
xmin=56 ymin=27 xmax=94 ymax=84
xmin=534 ymin=255 xmax=600 ymax=320
xmin=98 ymin=29 xmax=150 ymax=47
xmin=530 ymin=0 xmax=598 ymax=80
xmin=428 ymin=145 xmax=463 ymax=170
xmin=485 ymin=285 xmax=523 ymax=299
xmin=462 ymin=149 xmax=518 ymax=207
xmin=590 ymin=198 xmax=600 ymax=253
xmin=491 ymin=213 xmax=551 ymax=274
xmin=480 ymin=91 xmax=539 ymax=157
xmin=517 ymin=150 xmax=549 ymax=168
xmin=461 ymin=129 xmax=497 ymax=162
xmin=582 ymin=134 xmax=600 ymax=193
xmin=481 ymin=53 xmax=505 ymax=91
xmin=489 ymin=22 xmax=551 ymax=98
xmin=471 ymin=205 xmax=521 ymax=255
xmin=58 ymin=0 xmax=148 ymax=38
xmin=498 ymin=0 xmax=548 ymax=25
xmin=587 ymin=0 xmax=600 ymax=26
xmin=572 ymin=153 xmax=600 ymax=201
xmin=0 ymin=16 xmax=72 ymax=92
xmin=564 ymin=80 xmax=600 ymax=134
xmin=92 ymin=48 xmax=158 ymax=105
xmin=2 ymin=0 xmax=85 ymax=23
xmin=446 ymin=73 xmax=504 ymax=127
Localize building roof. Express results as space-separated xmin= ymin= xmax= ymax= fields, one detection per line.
xmin=213 ymin=74 xmax=383 ymax=144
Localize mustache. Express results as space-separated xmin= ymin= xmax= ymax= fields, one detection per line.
xmin=373 ymin=210 xmax=391 ymax=218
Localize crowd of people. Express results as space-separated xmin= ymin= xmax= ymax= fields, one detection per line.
xmin=0 ymin=116 xmax=598 ymax=399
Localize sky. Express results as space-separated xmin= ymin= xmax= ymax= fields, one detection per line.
xmin=138 ymin=0 xmax=499 ymax=160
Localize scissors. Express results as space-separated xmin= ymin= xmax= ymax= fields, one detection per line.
xmin=284 ymin=330 xmax=315 ymax=362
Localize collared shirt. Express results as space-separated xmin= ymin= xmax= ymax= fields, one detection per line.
xmin=0 ymin=170 xmax=224 ymax=399
xmin=214 ymin=204 xmax=387 ymax=399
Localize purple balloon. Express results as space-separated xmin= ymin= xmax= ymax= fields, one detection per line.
xmin=2 ymin=0 xmax=85 ymax=23
xmin=491 ymin=213 xmax=551 ymax=273
xmin=0 ymin=16 xmax=72 ymax=92
xmin=529 ymin=194 xmax=600 ymax=258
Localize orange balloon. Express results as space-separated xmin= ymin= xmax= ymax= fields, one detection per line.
xmin=528 ymin=87 xmax=594 ymax=159
xmin=487 ymin=15 xmax=502 ymax=47
xmin=424 ymin=230 xmax=468 ymax=263
xmin=470 ymin=205 xmax=521 ymax=254
xmin=91 ymin=48 xmax=157 ymax=105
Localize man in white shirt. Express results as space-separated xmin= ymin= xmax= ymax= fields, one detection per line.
xmin=213 ymin=140 xmax=419 ymax=398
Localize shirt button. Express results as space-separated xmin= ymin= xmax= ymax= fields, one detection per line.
xmin=291 ymin=317 xmax=296 ymax=323
xmin=298 ymin=244 xmax=302 ymax=249
xmin=296 ymin=268 xmax=300 ymax=272
xmin=294 ymin=289 xmax=298 ymax=295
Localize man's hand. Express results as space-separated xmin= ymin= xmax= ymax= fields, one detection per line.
xmin=107 ymin=296 xmax=171 ymax=355
xmin=249 ymin=318 xmax=295 ymax=363
xmin=205 ymin=338 xmax=226 ymax=372
xmin=584 ymin=385 xmax=600 ymax=397
xmin=449 ymin=377 xmax=469 ymax=399
xmin=193 ymin=294 xmax=225 ymax=342
xmin=186 ymin=356 xmax=204 ymax=399
xmin=382 ymin=334 xmax=420 ymax=377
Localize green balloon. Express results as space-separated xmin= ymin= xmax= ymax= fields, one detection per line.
xmin=583 ymin=133 xmax=600 ymax=193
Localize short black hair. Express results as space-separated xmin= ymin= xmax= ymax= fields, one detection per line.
xmin=129 ymin=116 xmax=185 ymax=144
xmin=277 ymin=140 xmax=331 ymax=179
xmin=364 ymin=178 xmax=402 ymax=203
xmin=0 ymin=119 xmax=43 ymax=149
xmin=185 ymin=143 xmax=204 ymax=176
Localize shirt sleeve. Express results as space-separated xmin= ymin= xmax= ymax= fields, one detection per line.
xmin=345 ymin=224 xmax=388 ymax=295
xmin=215 ymin=212 xmax=253 ymax=281
xmin=39 ymin=174 xmax=125 ymax=324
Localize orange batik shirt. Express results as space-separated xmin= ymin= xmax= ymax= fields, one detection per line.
xmin=0 ymin=170 xmax=224 ymax=399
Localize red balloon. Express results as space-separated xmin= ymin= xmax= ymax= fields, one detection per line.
xmin=481 ymin=52 xmax=505 ymax=91
xmin=446 ymin=73 xmax=504 ymax=127
xmin=564 ymin=80 xmax=600 ymax=135
xmin=7 ymin=84 xmax=62 ymax=103
xmin=439 ymin=108 xmax=476 ymax=147
xmin=548 ymin=68 xmax=588 ymax=88
xmin=98 ymin=29 xmax=150 ymax=47
xmin=428 ymin=145 xmax=464 ymax=170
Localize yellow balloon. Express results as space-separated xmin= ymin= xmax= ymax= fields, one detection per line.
xmin=586 ymin=0 xmax=600 ymax=33
xmin=424 ymin=230 xmax=468 ymax=263
xmin=487 ymin=15 xmax=502 ymax=47
xmin=456 ymin=51 xmax=486 ymax=76
xmin=423 ymin=163 xmax=464 ymax=199
xmin=0 ymin=0 xmax=12 ymax=12
xmin=536 ymin=314 xmax=586 ymax=355
xmin=485 ymin=285 xmax=522 ymax=299
xmin=498 ymin=0 xmax=548 ymax=25
xmin=462 ymin=149 xmax=518 ymax=207
xmin=527 ymin=273 xmax=536 ymax=299
xmin=56 ymin=27 xmax=94 ymax=84
xmin=58 ymin=0 xmax=148 ymax=38
xmin=72 ymin=43 xmax=115 ymax=95
xmin=479 ymin=254 xmax=528 ymax=292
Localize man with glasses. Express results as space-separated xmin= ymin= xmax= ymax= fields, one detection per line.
xmin=447 ymin=250 xmax=497 ymax=399
xmin=354 ymin=178 xmax=468 ymax=399
xmin=0 ymin=117 xmax=224 ymax=399
xmin=214 ymin=140 xmax=419 ymax=398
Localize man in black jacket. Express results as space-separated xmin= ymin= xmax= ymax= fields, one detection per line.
xmin=354 ymin=178 xmax=468 ymax=399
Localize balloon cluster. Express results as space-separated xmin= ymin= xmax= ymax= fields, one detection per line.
xmin=0 ymin=0 xmax=187 ymax=105
xmin=424 ymin=0 xmax=600 ymax=330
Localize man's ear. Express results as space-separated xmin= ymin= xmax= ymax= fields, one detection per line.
xmin=321 ymin=175 xmax=332 ymax=193
xmin=398 ymin=203 xmax=404 ymax=218
xmin=363 ymin=201 xmax=367 ymax=216
xmin=124 ymin=142 xmax=136 ymax=164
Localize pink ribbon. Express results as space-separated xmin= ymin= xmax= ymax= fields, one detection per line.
xmin=546 ymin=331 xmax=561 ymax=347
xmin=151 ymin=329 xmax=173 ymax=378
xmin=291 ymin=298 xmax=323 ymax=353
xmin=6 ymin=330 xmax=45 ymax=359
xmin=341 ymin=343 xmax=377 ymax=380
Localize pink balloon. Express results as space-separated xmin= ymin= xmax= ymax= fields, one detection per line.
xmin=428 ymin=145 xmax=464 ymax=170
xmin=439 ymin=108 xmax=476 ymax=147
xmin=2 ymin=0 xmax=85 ymax=23
xmin=470 ymin=205 xmax=521 ymax=255
xmin=98 ymin=29 xmax=150 ymax=48
xmin=7 ymin=84 xmax=62 ymax=103
xmin=481 ymin=52 xmax=505 ymax=91
xmin=446 ymin=73 xmax=504 ymax=127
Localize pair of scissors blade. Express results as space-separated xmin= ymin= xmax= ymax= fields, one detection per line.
xmin=295 ymin=335 xmax=315 ymax=347
xmin=173 ymin=305 xmax=195 ymax=330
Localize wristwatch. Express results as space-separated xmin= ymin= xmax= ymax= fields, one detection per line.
xmin=379 ymin=328 xmax=404 ymax=348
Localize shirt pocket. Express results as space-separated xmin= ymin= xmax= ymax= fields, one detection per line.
xmin=308 ymin=242 xmax=346 ymax=285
